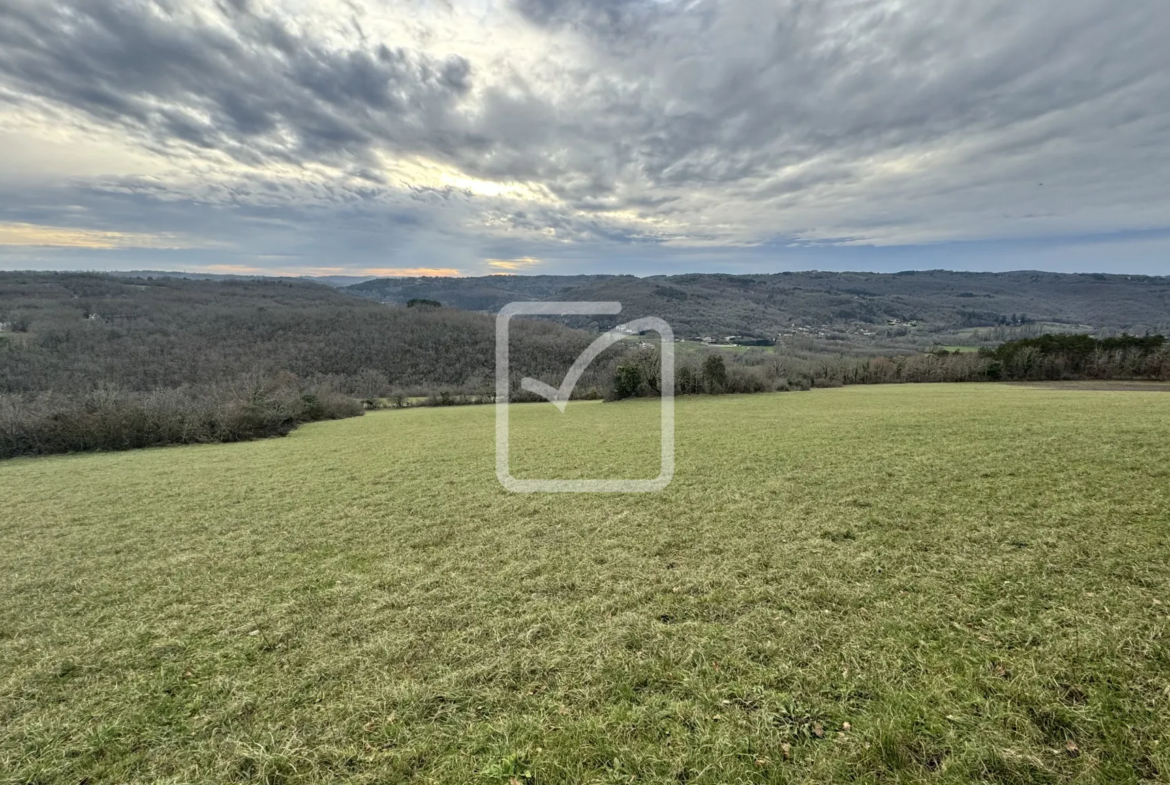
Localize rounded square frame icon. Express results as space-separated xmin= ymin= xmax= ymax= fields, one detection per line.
xmin=495 ymin=302 xmax=674 ymax=493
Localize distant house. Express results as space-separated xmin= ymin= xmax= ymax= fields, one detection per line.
xmin=0 ymin=322 xmax=10 ymax=332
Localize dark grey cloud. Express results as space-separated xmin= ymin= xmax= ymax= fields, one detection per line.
xmin=496 ymin=0 xmax=1169 ymax=192
xmin=513 ymin=0 xmax=664 ymax=40
xmin=0 ymin=0 xmax=474 ymax=167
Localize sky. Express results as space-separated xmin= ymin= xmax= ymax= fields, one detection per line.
xmin=0 ymin=0 xmax=1168 ymax=278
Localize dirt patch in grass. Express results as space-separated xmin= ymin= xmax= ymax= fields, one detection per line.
xmin=1013 ymin=380 xmax=1170 ymax=392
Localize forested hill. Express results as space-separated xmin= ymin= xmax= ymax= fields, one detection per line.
xmin=0 ymin=273 xmax=604 ymax=395
xmin=348 ymin=270 xmax=1170 ymax=344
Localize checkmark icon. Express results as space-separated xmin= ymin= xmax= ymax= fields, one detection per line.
xmin=495 ymin=302 xmax=676 ymax=493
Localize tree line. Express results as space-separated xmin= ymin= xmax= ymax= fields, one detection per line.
xmin=0 ymin=374 xmax=361 ymax=459
xmin=608 ymin=333 xmax=1170 ymax=400
xmin=985 ymin=334 xmax=1168 ymax=381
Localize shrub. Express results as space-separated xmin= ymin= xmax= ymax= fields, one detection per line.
xmin=0 ymin=375 xmax=362 ymax=460
xmin=702 ymin=355 xmax=728 ymax=392
xmin=676 ymin=364 xmax=701 ymax=395
xmin=611 ymin=364 xmax=646 ymax=400
xmin=724 ymin=366 xmax=769 ymax=394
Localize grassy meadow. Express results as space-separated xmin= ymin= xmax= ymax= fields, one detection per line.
xmin=2 ymin=384 xmax=1169 ymax=783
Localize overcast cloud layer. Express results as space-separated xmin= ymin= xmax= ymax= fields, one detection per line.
xmin=1 ymin=0 xmax=1168 ymax=276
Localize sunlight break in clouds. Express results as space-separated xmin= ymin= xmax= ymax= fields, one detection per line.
xmin=486 ymin=257 xmax=542 ymax=271
xmin=0 ymin=222 xmax=192 ymax=250
xmin=0 ymin=0 xmax=1168 ymax=274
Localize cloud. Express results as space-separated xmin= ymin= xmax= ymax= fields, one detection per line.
xmin=486 ymin=256 xmax=542 ymax=271
xmin=0 ymin=221 xmax=194 ymax=249
xmin=359 ymin=267 xmax=461 ymax=277
xmin=0 ymin=0 xmax=475 ymax=170
xmin=0 ymin=0 xmax=1168 ymax=273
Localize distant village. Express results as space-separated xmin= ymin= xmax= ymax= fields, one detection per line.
xmin=617 ymin=315 xmax=926 ymax=350
xmin=614 ymin=317 xmax=923 ymax=348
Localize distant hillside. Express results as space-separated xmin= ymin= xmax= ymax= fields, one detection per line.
xmin=0 ymin=273 xmax=606 ymax=395
xmin=310 ymin=275 xmax=376 ymax=287
xmin=107 ymin=270 xmax=370 ymax=287
xmin=349 ymin=271 xmax=1170 ymax=352
xmin=348 ymin=275 xmax=613 ymax=311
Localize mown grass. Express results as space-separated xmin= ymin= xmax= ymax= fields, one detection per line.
xmin=1 ymin=384 xmax=1169 ymax=784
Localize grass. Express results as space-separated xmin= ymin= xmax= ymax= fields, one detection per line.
xmin=2 ymin=384 xmax=1169 ymax=784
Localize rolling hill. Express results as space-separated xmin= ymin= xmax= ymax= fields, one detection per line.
xmin=0 ymin=273 xmax=605 ymax=395
xmin=348 ymin=270 xmax=1170 ymax=351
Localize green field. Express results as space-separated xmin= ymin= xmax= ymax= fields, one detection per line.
xmin=2 ymin=385 xmax=1169 ymax=783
